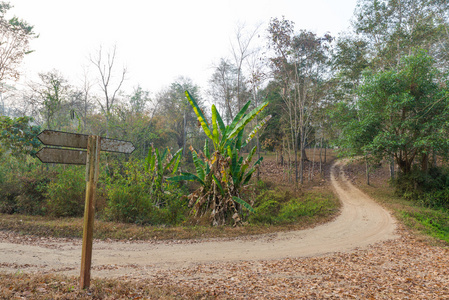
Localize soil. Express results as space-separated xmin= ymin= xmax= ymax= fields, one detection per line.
xmin=0 ymin=160 xmax=397 ymax=278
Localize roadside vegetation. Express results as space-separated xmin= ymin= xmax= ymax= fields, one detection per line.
xmin=0 ymin=149 xmax=339 ymax=241
xmin=344 ymin=160 xmax=449 ymax=245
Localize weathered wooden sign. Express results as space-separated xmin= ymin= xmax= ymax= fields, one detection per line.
xmin=36 ymin=130 xmax=135 ymax=165
xmin=36 ymin=130 xmax=135 ymax=289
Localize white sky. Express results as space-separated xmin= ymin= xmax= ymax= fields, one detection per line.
xmin=11 ymin=0 xmax=359 ymax=96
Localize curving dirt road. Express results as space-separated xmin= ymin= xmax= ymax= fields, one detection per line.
xmin=0 ymin=160 xmax=398 ymax=278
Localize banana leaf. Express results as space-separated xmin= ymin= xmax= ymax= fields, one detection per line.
xmin=165 ymin=148 xmax=182 ymax=173
xmin=243 ymin=114 xmax=272 ymax=148
xmin=191 ymin=148 xmax=205 ymax=182
xmin=241 ymin=145 xmax=257 ymax=174
xmin=203 ymin=139 xmax=210 ymax=160
xmin=220 ymin=101 xmax=251 ymax=148
xmin=211 ymin=104 xmax=220 ymax=147
xmin=232 ymin=196 xmax=255 ymax=213
xmin=144 ymin=146 xmax=155 ymax=172
xmin=212 ymin=174 xmax=225 ymax=197
xmin=168 ymin=172 xmax=205 ymax=186
xmin=215 ymin=107 xmax=226 ymax=134
xmin=172 ymin=151 xmax=182 ymax=174
xmin=227 ymin=101 xmax=269 ymax=140
xmin=242 ymin=157 xmax=263 ymax=185
xmin=185 ymin=90 xmax=212 ymax=140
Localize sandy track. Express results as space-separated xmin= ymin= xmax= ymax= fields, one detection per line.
xmin=0 ymin=160 xmax=398 ymax=278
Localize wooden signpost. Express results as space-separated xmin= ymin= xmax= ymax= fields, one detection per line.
xmin=36 ymin=130 xmax=135 ymax=289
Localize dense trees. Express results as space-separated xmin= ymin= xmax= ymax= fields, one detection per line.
xmin=336 ymin=51 xmax=449 ymax=174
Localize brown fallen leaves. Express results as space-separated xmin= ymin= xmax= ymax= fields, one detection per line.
xmin=121 ymin=226 xmax=449 ymax=299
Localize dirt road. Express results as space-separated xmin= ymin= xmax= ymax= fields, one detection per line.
xmin=0 ymin=160 xmax=398 ymax=278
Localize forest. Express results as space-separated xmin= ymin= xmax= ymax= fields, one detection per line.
xmin=1 ymin=0 xmax=449 ymax=228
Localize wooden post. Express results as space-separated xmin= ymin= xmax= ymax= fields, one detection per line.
xmin=80 ymin=135 xmax=100 ymax=289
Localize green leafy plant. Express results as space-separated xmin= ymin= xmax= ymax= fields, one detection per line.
xmin=169 ymin=91 xmax=271 ymax=226
xmin=0 ymin=116 xmax=41 ymax=158
xmin=45 ymin=166 xmax=86 ymax=217
xmin=103 ymin=158 xmax=187 ymax=225
xmin=144 ymin=144 xmax=182 ymax=207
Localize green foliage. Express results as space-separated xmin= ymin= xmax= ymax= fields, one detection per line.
xmin=45 ymin=167 xmax=86 ymax=217
xmin=103 ymin=158 xmax=187 ymax=225
xmin=393 ymin=167 xmax=449 ymax=209
xmin=0 ymin=155 xmax=47 ymax=215
xmin=0 ymin=116 xmax=41 ymax=158
xmin=169 ymin=91 xmax=271 ymax=226
xmin=144 ymin=144 xmax=182 ymax=206
xmin=249 ymin=189 xmax=337 ymax=225
xmin=334 ymin=50 xmax=449 ymax=173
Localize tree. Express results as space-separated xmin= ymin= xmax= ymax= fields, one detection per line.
xmin=158 ymin=77 xmax=204 ymax=154
xmin=27 ymin=70 xmax=71 ymax=130
xmin=230 ymin=22 xmax=261 ymax=111
xmin=0 ymin=2 xmax=36 ymax=87
xmin=208 ymin=58 xmax=239 ymax=124
xmin=267 ymin=17 xmax=332 ymax=184
xmin=336 ymin=50 xmax=449 ymax=175
xmin=352 ymin=0 xmax=448 ymax=71
xmin=90 ymin=45 xmax=127 ymax=137
xmin=0 ymin=115 xmax=40 ymax=159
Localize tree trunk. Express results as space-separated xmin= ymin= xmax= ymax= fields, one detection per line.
xmin=319 ymin=136 xmax=323 ymax=174
xmin=390 ymin=155 xmax=395 ymax=180
xmin=421 ymin=152 xmax=429 ymax=173
xmin=324 ymin=146 xmax=327 ymax=163
xmin=309 ymin=142 xmax=317 ymax=181
xmin=365 ymin=154 xmax=370 ymax=186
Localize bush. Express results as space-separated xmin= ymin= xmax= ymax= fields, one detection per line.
xmin=45 ymin=167 xmax=86 ymax=217
xmin=249 ymin=189 xmax=334 ymax=225
xmin=0 ymin=156 xmax=48 ymax=215
xmin=102 ymin=159 xmax=188 ymax=225
xmin=394 ymin=167 xmax=449 ymax=209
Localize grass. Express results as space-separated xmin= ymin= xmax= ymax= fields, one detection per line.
xmin=344 ymin=160 xmax=449 ymax=246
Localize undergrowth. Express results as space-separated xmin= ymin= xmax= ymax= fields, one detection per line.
xmin=346 ymin=161 xmax=449 ymax=245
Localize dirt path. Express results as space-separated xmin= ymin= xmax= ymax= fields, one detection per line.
xmin=0 ymin=160 xmax=398 ymax=278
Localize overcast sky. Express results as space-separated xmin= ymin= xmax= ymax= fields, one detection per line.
xmin=11 ymin=0 xmax=359 ymax=96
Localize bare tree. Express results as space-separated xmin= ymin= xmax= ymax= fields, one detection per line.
xmin=90 ymin=45 xmax=127 ymax=137
xmin=208 ymin=58 xmax=238 ymax=124
xmin=230 ymin=22 xmax=261 ymax=111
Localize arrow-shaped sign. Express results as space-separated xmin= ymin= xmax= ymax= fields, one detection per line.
xmin=36 ymin=147 xmax=87 ymax=165
xmin=37 ymin=130 xmax=135 ymax=154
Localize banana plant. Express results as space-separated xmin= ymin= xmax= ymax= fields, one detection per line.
xmin=169 ymin=90 xmax=271 ymax=226
xmin=145 ymin=144 xmax=182 ymax=207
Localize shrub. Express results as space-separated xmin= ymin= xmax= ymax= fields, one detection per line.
xmin=394 ymin=167 xmax=449 ymax=209
xmin=102 ymin=158 xmax=188 ymax=225
xmin=0 ymin=156 xmax=48 ymax=215
xmin=249 ymin=190 xmax=334 ymax=225
xmin=45 ymin=167 xmax=86 ymax=217
xmin=250 ymin=200 xmax=282 ymax=224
